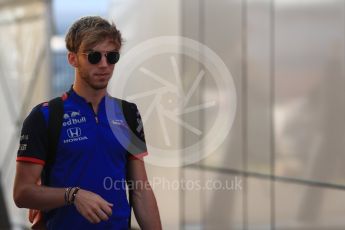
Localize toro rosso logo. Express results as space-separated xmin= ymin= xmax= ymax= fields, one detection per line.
xmin=64 ymin=111 xmax=80 ymax=119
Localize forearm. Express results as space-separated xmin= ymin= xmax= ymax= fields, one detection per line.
xmin=132 ymin=185 xmax=162 ymax=230
xmin=14 ymin=183 xmax=65 ymax=211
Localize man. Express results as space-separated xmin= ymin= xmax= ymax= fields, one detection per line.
xmin=13 ymin=16 xmax=162 ymax=229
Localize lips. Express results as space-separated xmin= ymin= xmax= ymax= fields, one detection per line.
xmin=95 ymin=73 xmax=109 ymax=77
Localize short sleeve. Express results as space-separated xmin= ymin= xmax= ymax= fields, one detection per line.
xmin=123 ymin=102 xmax=148 ymax=160
xmin=16 ymin=104 xmax=48 ymax=165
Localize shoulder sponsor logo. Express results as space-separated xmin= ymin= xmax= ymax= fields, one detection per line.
xmin=20 ymin=134 xmax=29 ymax=141
xmin=64 ymin=127 xmax=88 ymax=144
xmin=19 ymin=144 xmax=27 ymax=151
xmin=63 ymin=111 xmax=87 ymax=127
xmin=111 ymin=119 xmax=128 ymax=128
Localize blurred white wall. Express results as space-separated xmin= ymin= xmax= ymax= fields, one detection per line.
xmin=108 ymin=0 xmax=345 ymax=229
xmin=0 ymin=0 xmax=52 ymax=228
xmin=108 ymin=1 xmax=183 ymax=229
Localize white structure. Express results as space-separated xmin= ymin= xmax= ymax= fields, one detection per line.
xmin=0 ymin=0 xmax=53 ymax=228
xmin=108 ymin=0 xmax=345 ymax=229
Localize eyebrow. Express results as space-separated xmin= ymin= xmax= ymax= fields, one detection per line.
xmin=87 ymin=49 xmax=118 ymax=53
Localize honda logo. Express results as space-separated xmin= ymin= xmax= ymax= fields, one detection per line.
xmin=67 ymin=127 xmax=81 ymax=138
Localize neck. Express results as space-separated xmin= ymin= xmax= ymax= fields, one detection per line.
xmin=73 ymin=80 xmax=106 ymax=113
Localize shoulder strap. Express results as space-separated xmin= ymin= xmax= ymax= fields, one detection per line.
xmin=42 ymin=96 xmax=64 ymax=185
xmin=122 ymin=101 xmax=134 ymax=230
xmin=47 ymin=96 xmax=64 ymax=165
xmin=122 ymin=101 xmax=136 ymax=133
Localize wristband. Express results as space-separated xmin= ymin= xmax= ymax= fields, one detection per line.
xmin=71 ymin=187 xmax=80 ymax=204
xmin=67 ymin=187 xmax=74 ymax=205
xmin=64 ymin=187 xmax=72 ymax=205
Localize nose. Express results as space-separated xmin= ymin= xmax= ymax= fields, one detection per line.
xmin=98 ymin=54 xmax=109 ymax=67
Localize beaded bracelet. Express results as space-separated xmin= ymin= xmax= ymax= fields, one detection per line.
xmin=67 ymin=187 xmax=75 ymax=204
xmin=64 ymin=187 xmax=72 ymax=205
xmin=71 ymin=187 xmax=80 ymax=204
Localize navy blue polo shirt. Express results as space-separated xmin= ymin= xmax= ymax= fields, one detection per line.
xmin=17 ymin=88 xmax=148 ymax=229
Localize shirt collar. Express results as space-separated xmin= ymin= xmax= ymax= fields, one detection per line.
xmin=67 ymin=85 xmax=107 ymax=106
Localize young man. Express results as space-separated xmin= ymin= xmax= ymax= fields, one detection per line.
xmin=13 ymin=16 xmax=162 ymax=229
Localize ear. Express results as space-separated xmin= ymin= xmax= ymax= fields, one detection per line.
xmin=67 ymin=52 xmax=79 ymax=68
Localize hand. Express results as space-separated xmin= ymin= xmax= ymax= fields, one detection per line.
xmin=73 ymin=189 xmax=113 ymax=224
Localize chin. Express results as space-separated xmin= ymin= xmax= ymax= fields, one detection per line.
xmin=90 ymin=82 xmax=108 ymax=90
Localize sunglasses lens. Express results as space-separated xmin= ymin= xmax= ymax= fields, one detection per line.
xmin=106 ymin=52 xmax=120 ymax=64
xmin=87 ymin=52 xmax=102 ymax=64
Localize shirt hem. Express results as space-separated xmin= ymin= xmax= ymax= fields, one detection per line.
xmin=16 ymin=156 xmax=45 ymax=165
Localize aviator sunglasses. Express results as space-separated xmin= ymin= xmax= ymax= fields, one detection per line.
xmin=81 ymin=50 xmax=120 ymax=65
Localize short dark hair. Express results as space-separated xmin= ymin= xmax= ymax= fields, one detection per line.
xmin=65 ymin=16 xmax=122 ymax=53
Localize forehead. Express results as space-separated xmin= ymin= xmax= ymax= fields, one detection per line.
xmin=81 ymin=38 xmax=119 ymax=52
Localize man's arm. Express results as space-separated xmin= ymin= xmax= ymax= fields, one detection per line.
xmin=13 ymin=162 xmax=113 ymax=224
xmin=13 ymin=162 xmax=65 ymax=210
xmin=127 ymin=158 xmax=162 ymax=230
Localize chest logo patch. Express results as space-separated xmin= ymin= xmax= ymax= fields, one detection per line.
xmin=64 ymin=127 xmax=88 ymax=144
xmin=63 ymin=110 xmax=87 ymax=127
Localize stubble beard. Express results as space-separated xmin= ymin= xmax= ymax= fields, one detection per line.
xmin=80 ymin=70 xmax=109 ymax=91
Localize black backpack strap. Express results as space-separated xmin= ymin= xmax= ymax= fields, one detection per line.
xmin=42 ymin=96 xmax=64 ymax=185
xmin=122 ymin=101 xmax=135 ymax=230
xmin=127 ymin=185 xmax=133 ymax=230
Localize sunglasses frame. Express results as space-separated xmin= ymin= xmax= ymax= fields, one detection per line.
xmin=80 ymin=50 xmax=120 ymax=65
